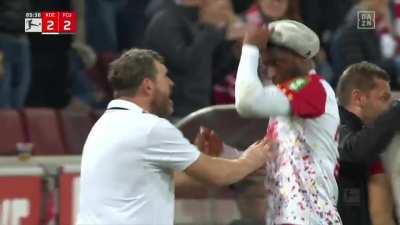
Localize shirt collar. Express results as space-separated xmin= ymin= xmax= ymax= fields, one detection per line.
xmin=339 ymin=106 xmax=364 ymax=130
xmin=106 ymin=99 xmax=144 ymax=112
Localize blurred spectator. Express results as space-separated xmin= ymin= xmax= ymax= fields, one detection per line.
xmin=314 ymin=48 xmax=336 ymax=83
xmin=145 ymin=0 xmax=254 ymax=20
xmin=301 ymin=0 xmax=356 ymax=85
xmin=213 ymin=0 xmax=305 ymax=104
xmin=301 ymin=0 xmax=356 ymax=84
xmin=244 ymin=0 xmax=301 ymax=25
xmin=27 ymin=1 xmax=72 ymax=108
xmin=0 ymin=0 xmax=31 ymax=108
xmin=301 ymin=0 xmax=355 ymax=46
xmin=67 ymin=55 xmax=97 ymax=112
xmin=231 ymin=0 xmax=254 ymax=13
xmin=85 ymin=0 xmax=148 ymax=53
xmin=71 ymin=0 xmax=96 ymax=69
xmin=83 ymin=0 xmax=149 ymax=108
xmin=331 ymin=0 xmax=400 ymax=89
xmin=67 ymin=0 xmax=98 ymax=112
xmin=145 ymin=0 xmax=174 ymax=21
xmin=144 ymin=0 xmax=235 ymax=118
xmin=0 ymin=52 xmax=4 ymax=80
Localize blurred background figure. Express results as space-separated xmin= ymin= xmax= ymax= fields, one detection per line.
xmin=144 ymin=0 xmax=238 ymax=118
xmin=301 ymin=0 xmax=355 ymax=84
xmin=26 ymin=1 xmax=73 ymax=108
xmin=66 ymin=0 xmax=98 ymax=112
xmin=83 ymin=0 xmax=150 ymax=109
xmin=85 ymin=0 xmax=147 ymax=53
xmin=331 ymin=0 xmax=400 ymax=89
xmin=212 ymin=0 xmax=304 ymax=105
xmin=0 ymin=0 xmax=31 ymax=108
xmin=0 ymin=52 xmax=4 ymax=80
xmin=244 ymin=0 xmax=300 ymax=26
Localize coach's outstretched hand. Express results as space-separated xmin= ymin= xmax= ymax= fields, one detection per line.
xmin=194 ymin=126 xmax=223 ymax=157
xmin=239 ymin=138 xmax=273 ymax=171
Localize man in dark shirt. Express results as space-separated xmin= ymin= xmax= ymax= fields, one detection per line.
xmin=0 ymin=0 xmax=31 ymax=108
xmin=143 ymin=0 xmax=231 ymax=118
xmin=336 ymin=61 xmax=399 ymax=225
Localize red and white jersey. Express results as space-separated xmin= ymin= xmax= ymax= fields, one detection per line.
xmin=264 ymin=75 xmax=341 ymax=225
xmin=235 ymin=45 xmax=342 ymax=225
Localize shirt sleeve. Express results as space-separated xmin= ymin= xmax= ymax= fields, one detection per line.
xmin=235 ymin=44 xmax=291 ymax=118
xmin=145 ymin=119 xmax=201 ymax=171
xmin=277 ymin=74 xmax=327 ymax=118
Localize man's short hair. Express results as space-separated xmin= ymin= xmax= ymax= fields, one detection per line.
xmin=108 ymin=48 xmax=164 ymax=95
xmin=336 ymin=61 xmax=390 ymax=106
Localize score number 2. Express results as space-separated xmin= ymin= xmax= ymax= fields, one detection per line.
xmin=46 ymin=20 xmax=69 ymax=31
xmin=64 ymin=20 xmax=71 ymax=31
xmin=47 ymin=20 xmax=54 ymax=31
xmin=41 ymin=11 xmax=76 ymax=34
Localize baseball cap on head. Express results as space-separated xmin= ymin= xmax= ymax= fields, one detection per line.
xmin=268 ymin=20 xmax=320 ymax=59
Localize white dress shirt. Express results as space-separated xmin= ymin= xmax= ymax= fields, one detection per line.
xmin=77 ymin=99 xmax=200 ymax=225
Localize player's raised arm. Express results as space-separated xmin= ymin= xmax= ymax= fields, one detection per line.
xmin=235 ymin=27 xmax=291 ymax=118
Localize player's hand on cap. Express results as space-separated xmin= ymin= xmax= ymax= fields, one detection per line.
xmin=194 ymin=126 xmax=223 ymax=157
xmin=243 ymin=26 xmax=273 ymax=50
xmin=240 ymin=138 xmax=273 ymax=169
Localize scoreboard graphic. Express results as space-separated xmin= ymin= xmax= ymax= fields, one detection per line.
xmin=25 ymin=11 xmax=76 ymax=34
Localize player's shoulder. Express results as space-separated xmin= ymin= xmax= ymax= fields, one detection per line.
xmin=277 ymin=74 xmax=328 ymax=118
xmin=319 ymin=78 xmax=340 ymax=118
xmin=278 ymin=74 xmax=327 ymax=99
xmin=319 ymin=78 xmax=336 ymax=99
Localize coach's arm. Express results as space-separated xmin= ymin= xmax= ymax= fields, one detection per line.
xmin=182 ymin=138 xmax=270 ymax=187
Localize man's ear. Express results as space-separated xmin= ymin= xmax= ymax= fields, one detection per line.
xmin=141 ymin=77 xmax=155 ymax=96
xmin=351 ymin=89 xmax=365 ymax=107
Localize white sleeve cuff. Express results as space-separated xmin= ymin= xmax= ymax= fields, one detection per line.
xmin=242 ymin=44 xmax=260 ymax=57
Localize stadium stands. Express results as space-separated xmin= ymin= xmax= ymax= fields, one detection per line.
xmin=0 ymin=108 xmax=101 ymax=156
xmin=22 ymin=108 xmax=66 ymax=155
xmin=59 ymin=110 xmax=93 ymax=154
xmin=0 ymin=110 xmax=26 ymax=155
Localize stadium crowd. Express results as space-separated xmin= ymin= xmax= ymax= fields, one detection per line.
xmin=2 ymin=0 xmax=400 ymax=117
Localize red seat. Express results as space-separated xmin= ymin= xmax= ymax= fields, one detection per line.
xmin=59 ymin=110 xmax=93 ymax=154
xmin=0 ymin=110 xmax=26 ymax=155
xmin=23 ymin=108 xmax=65 ymax=155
